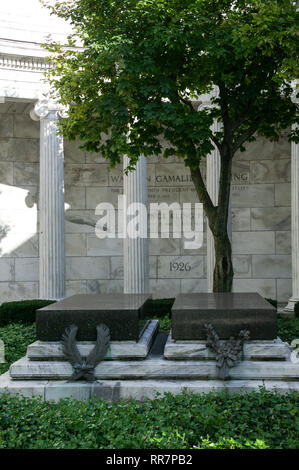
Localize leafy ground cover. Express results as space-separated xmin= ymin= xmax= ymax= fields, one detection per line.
xmin=0 ymin=389 xmax=298 ymax=449
xmin=277 ymin=316 xmax=299 ymax=344
xmin=0 ymin=323 xmax=35 ymax=375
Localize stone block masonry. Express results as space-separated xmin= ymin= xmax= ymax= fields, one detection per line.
xmin=0 ymin=102 xmax=292 ymax=301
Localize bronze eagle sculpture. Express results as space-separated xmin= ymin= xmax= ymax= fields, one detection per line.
xmin=61 ymin=324 xmax=110 ymax=382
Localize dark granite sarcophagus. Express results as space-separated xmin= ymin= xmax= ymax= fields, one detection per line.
xmin=36 ymin=294 xmax=151 ymax=341
xmin=171 ymin=293 xmax=277 ymax=340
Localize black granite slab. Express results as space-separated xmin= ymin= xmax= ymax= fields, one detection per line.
xmin=36 ymin=294 xmax=152 ymax=341
xmin=171 ymin=293 xmax=277 ymax=340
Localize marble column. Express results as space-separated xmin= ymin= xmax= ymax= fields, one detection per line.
xmin=284 ymin=119 xmax=299 ymax=314
xmin=123 ymin=155 xmax=149 ymax=293
xmin=30 ymin=99 xmax=66 ymax=300
xmin=206 ymin=120 xmax=221 ymax=292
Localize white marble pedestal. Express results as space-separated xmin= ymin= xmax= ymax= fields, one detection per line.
xmin=1 ymin=321 xmax=299 ymax=401
xmin=163 ymin=330 xmax=290 ymax=361
xmin=28 ymin=320 xmax=159 ymax=361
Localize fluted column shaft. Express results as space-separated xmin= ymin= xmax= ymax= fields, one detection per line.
xmin=284 ymin=122 xmax=299 ymax=314
xmin=123 ymin=155 xmax=149 ymax=293
xmin=31 ymin=100 xmax=66 ymax=300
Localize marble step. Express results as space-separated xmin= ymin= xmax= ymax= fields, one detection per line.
xmin=9 ymin=357 xmax=299 ymax=381
xmin=27 ymin=320 xmax=159 ymax=361
xmin=164 ymin=332 xmax=290 ymax=361
xmin=1 ymin=372 xmax=299 ymax=402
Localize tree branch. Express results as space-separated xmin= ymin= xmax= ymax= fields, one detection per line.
xmin=232 ymin=121 xmax=261 ymax=153
xmin=211 ymin=135 xmax=222 ymax=153
xmin=231 ymin=115 xmax=249 ymax=134
xmin=231 ymin=92 xmax=261 ymax=135
xmin=175 ymin=90 xmax=196 ymax=113
xmin=218 ymin=82 xmax=233 ymax=145
xmin=175 ymin=88 xmax=222 ymax=155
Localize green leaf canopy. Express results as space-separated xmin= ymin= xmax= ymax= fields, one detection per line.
xmin=44 ymin=0 xmax=299 ymax=170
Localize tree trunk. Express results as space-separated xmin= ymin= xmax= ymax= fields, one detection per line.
xmin=190 ymin=144 xmax=234 ymax=293
xmin=213 ymin=231 xmax=234 ymax=292
xmin=212 ymin=151 xmax=234 ymax=293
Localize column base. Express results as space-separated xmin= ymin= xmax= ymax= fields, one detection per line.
xmin=281 ymin=297 xmax=299 ymax=317
xmin=40 ymin=295 xmax=66 ymax=302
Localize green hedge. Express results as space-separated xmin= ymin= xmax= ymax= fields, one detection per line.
xmin=0 ymin=389 xmax=298 ymax=449
xmin=277 ymin=316 xmax=299 ymax=344
xmin=0 ymin=300 xmax=55 ymax=327
xmin=265 ymin=298 xmax=278 ymax=308
xmin=148 ymin=298 xmax=174 ymax=317
xmin=0 ymin=323 xmax=36 ymax=375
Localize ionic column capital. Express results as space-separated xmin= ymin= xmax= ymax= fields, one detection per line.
xmin=30 ymin=98 xmax=67 ymax=121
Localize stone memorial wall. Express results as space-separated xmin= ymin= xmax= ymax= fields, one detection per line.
xmin=0 ymin=102 xmax=292 ymax=302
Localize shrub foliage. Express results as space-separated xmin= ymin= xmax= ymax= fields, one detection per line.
xmin=0 ymin=389 xmax=298 ymax=449
xmin=0 ymin=323 xmax=36 ymax=375
xmin=0 ymin=300 xmax=55 ymax=327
